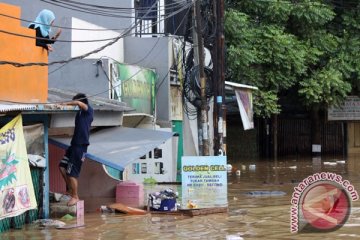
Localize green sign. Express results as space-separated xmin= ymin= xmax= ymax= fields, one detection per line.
xmin=112 ymin=63 xmax=156 ymax=114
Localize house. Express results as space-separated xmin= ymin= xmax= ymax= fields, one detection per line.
xmin=0 ymin=2 xmax=174 ymax=231
xmin=0 ymin=0 xmax=188 ymax=183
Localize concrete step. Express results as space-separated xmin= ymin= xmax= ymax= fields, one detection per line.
xmin=50 ymin=200 xmax=84 ymax=219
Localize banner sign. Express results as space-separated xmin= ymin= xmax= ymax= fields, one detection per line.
xmin=328 ymin=96 xmax=360 ymax=121
xmin=111 ymin=63 xmax=156 ymax=115
xmin=235 ymin=89 xmax=254 ymax=130
xmin=181 ymin=156 xmax=227 ymax=209
xmin=0 ymin=115 xmax=37 ymax=219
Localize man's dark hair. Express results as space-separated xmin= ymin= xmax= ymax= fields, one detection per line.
xmin=72 ymin=93 xmax=88 ymax=105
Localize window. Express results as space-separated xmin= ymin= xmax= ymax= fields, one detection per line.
xmin=154 ymin=162 xmax=164 ymax=174
xmin=154 ymin=148 xmax=162 ymax=159
xmin=132 ymin=163 xmax=140 ymax=174
xmin=141 ymin=163 xmax=147 ymax=174
xmin=135 ymin=0 xmax=165 ymax=37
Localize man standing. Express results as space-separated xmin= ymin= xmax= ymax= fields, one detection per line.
xmin=59 ymin=93 xmax=93 ymax=206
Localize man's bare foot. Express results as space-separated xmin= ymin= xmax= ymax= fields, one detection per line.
xmin=67 ymin=197 xmax=79 ymax=206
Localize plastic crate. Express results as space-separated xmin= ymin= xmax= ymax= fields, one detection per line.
xmin=116 ymin=181 xmax=144 ymax=208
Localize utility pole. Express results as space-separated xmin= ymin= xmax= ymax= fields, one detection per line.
xmin=194 ymin=0 xmax=209 ymax=155
xmin=214 ymin=0 xmax=226 ymax=155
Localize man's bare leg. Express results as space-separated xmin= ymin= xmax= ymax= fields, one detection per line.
xmin=67 ymin=176 xmax=79 ymax=206
xmin=59 ymin=166 xmax=72 ymax=195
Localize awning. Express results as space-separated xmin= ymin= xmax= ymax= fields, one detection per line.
xmin=49 ymin=127 xmax=174 ymax=171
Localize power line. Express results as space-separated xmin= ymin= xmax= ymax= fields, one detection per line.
xmin=49 ymin=7 xmax=191 ymax=75
xmin=0 ymin=1 xmax=192 ymax=42
xmin=48 ymin=62 xmax=68 ymax=75
xmin=2 ymin=3 xmax=192 ymax=105
xmin=0 ymin=29 xmax=124 ymax=43
xmin=99 ymin=6 xmax=192 ymax=96
xmin=39 ymin=0 xmax=189 ymax=18
xmin=0 ymin=1 xmax=194 ymax=67
xmin=48 ymin=0 xmax=188 ymax=11
xmin=0 ymin=12 xmax=128 ymax=31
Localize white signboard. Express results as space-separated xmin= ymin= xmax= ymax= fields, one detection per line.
xmin=181 ymin=156 xmax=227 ymax=209
xmin=328 ymin=96 xmax=360 ymax=121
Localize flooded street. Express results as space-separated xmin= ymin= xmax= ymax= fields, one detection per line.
xmin=2 ymin=155 xmax=360 ymax=239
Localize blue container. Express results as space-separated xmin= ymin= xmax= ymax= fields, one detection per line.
xmin=152 ymin=199 xmax=176 ymax=211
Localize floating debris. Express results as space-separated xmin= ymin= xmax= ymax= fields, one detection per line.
xmin=244 ymin=191 xmax=286 ymax=197
xmin=33 ymin=219 xmax=66 ymax=228
xmin=226 ymin=164 xmax=233 ymax=172
xmin=226 ymin=234 xmax=244 ymax=240
xmin=187 ymin=200 xmax=198 ymax=209
xmin=323 ymin=162 xmax=337 ymax=166
xmin=61 ymin=214 xmax=74 ymax=220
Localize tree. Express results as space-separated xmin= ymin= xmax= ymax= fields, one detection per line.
xmin=225 ymin=0 xmax=360 ymax=156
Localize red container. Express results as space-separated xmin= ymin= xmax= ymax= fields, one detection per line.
xmin=116 ymin=181 xmax=144 ymax=208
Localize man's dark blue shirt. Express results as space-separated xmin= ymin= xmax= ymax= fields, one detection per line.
xmin=71 ymin=105 xmax=94 ymax=146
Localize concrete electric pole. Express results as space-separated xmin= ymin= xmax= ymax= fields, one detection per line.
xmin=213 ymin=0 xmax=226 ymax=155
xmin=194 ymin=0 xmax=210 ymax=156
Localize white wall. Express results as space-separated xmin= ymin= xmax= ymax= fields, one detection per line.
xmin=123 ymin=128 xmax=177 ymax=183
xmin=71 ymin=17 xmax=124 ymax=62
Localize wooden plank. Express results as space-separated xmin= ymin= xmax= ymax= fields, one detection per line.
xmin=108 ymin=202 xmax=147 ymax=215
xmin=180 ymin=207 xmax=228 ymax=217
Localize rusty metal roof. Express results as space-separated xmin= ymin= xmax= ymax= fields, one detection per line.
xmin=0 ymin=88 xmax=134 ymax=113
xmin=48 ymin=88 xmax=134 ymax=112
xmin=0 ymin=104 xmax=37 ymax=112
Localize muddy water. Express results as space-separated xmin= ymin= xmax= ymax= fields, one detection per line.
xmin=2 ymin=155 xmax=360 ymax=240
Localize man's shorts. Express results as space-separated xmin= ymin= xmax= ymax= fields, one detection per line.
xmin=59 ymin=145 xmax=87 ymax=178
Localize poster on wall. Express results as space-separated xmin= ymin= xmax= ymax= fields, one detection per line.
xmin=170 ymin=86 xmax=182 ymax=120
xmin=181 ymin=156 xmax=227 ymax=209
xmin=0 ymin=115 xmax=37 ymax=220
xmin=111 ymin=63 xmax=156 ymax=115
xmin=235 ymin=89 xmax=254 ymax=130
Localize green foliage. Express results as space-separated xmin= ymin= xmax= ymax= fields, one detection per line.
xmin=225 ymin=0 xmax=360 ymax=117
xmin=299 ymin=68 xmax=351 ymax=105
xmin=253 ymin=90 xmax=280 ymax=118
xmin=291 ymin=1 xmax=335 ymax=27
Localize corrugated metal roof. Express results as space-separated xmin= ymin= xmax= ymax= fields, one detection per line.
xmin=48 ymin=88 xmax=134 ymax=112
xmin=0 ymin=88 xmax=134 ymax=113
xmin=0 ymin=104 xmax=36 ymax=112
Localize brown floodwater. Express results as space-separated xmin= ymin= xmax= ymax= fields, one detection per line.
xmin=2 ymin=155 xmax=360 ymax=239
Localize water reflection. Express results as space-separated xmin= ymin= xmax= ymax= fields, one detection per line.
xmin=2 ymin=155 xmax=360 ymax=239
